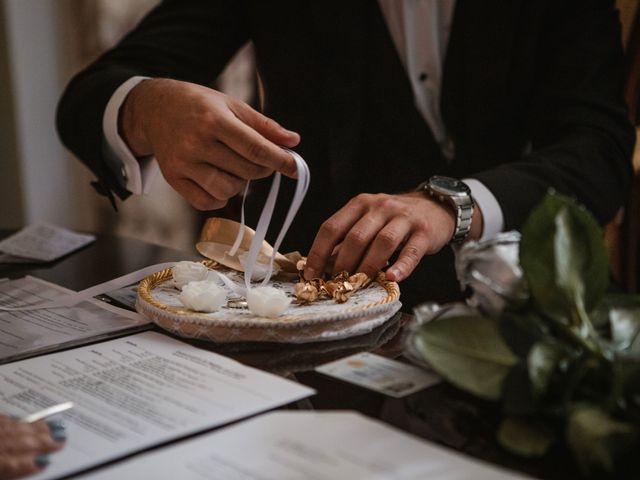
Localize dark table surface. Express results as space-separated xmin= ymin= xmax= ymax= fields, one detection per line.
xmin=0 ymin=231 xmax=582 ymax=479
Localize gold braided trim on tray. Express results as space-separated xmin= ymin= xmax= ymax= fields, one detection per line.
xmin=137 ymin=260 xmax=400 ymax=325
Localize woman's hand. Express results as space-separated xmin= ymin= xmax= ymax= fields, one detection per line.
xmin=0 ymin=415 xmax=66 ymax=480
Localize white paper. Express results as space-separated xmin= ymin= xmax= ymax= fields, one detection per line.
xmin=0 ymin=332 xmax=314 ymax=480
xmin=316 ymin=352 xmax=441 ymax=397
xmin=0 ymin=276 xmax=150 ymax=363
xmin=84 ymin=411 xmax=529 ymax=480
xmin=0 ymin=223 xmax=95 ymax=262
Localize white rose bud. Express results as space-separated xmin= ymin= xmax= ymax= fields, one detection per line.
xmin=179 ymin=280 xmax=227 ymax=313
xmin=246 ymin=286 xmax=291 ymax=317
xmin=172 ymin=261 xmax=210 ymax=289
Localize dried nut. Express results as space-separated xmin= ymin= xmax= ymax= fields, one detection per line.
xmin=294 ymin=282 xmax=319 ymax=303
xmin=322 ymin=281 xmax=340 ymax=298
xmin=334 ymin=271 xmax=350 ymax=282
xmin=348 ymin=273 xmax=371 ymax=289
xmin=296 ymin=258 xmax=307 ymax=272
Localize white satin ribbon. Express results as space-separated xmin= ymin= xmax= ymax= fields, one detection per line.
xmin=227 ymin=149 xmax=310 ymax=292
xmin=227 ymin=181 xmax=250 ymax=258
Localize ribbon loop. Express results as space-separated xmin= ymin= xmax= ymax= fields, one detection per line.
xmin=228 ymin=148 xmax=310 ymax=291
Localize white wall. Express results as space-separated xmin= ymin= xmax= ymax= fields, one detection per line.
xmin=0 ymin=1 xmax=23 ymax=229
xmin=1 ymin=0 xmax=91 ymax=230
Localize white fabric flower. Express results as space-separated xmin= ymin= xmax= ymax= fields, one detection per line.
xmin=172 ymin=261 xmax=210 ymax=289
xmin=238 ymin=253 xmax=280 ymax=281
xmin=179 ymin=280 xmax=227 ymax=313
xmin=246 ymin=286 xmax=291 ymax=317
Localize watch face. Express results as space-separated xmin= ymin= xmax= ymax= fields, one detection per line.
xmin=429 ymin=176 xmax=470 ymax=196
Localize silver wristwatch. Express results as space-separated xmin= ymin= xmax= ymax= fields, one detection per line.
xmin=417 ymin=176 xmax=474 ymax=243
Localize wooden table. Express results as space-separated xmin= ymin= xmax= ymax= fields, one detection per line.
xmin=0 ymin=231 xmax=581 ymax=479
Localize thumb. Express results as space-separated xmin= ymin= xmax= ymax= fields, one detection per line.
xmin=230 ymin=101 xmax=300 ymax=147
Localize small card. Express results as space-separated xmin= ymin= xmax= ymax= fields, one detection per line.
xmin=316 ymin=352 xmax=440 ymax=398
xmin=0 ymin=223 xmax=95 ymax=263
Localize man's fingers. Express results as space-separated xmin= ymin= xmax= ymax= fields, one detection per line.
xmin=171 ymin=178 xmax=228 ymax=211
xmin=357 ymin=219 xmax=411 ymax=278
xmin=385 ymin=234 xmax=429 ymax=282
xmin=333 ymin=214 xmax=387 ymax=275
xmin=187 ymin=163 xmax=246 ymax=202
xmin=305 ymin=204 xmax=365 ymax=280
xmin=199 ymin=142 xmax=273 ymax=181
xmin=217 ymin=115 xmax=298 ymax=178
xmin=229 ymin=101 xmax=300 ymax=147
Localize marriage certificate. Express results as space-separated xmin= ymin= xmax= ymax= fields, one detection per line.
xmin=0 ymin=332 xmax=314 ymax=479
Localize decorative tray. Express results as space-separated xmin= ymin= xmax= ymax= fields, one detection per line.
xmin=136 ymin=261 xmax=401 ymax=343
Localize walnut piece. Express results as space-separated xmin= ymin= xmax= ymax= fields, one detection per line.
xmin=292 ymin=257 xmax=375 ymax=305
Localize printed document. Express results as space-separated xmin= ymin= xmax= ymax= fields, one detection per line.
xmin=0 ymin=331 xmax=314 ymax=479
xmin=0 ymin=276 xmax=149 ymax=363
xmin=85 ymin=411 xmax=528 ymax=479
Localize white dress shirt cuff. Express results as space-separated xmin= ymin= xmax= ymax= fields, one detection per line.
xmin=103 ymin=76 xmax=160 ymax=195
xmin=463 ymin=178 xmax=504 ymax=241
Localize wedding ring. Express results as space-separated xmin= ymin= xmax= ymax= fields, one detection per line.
xmin=226 ymin=299 xmax=248 ymax=309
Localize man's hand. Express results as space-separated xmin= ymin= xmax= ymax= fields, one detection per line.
xmin=304 ymin=192 xmax=483 ymax=283
xmin=120 ymin=78 xmax=300 ymax=210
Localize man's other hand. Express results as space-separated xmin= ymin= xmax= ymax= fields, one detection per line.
xmin=304 ymin=192 xmax=483 ymax=283
xmin=120 ymin=78 xmax=300 ymax=210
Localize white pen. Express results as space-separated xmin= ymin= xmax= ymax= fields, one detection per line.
xmin=21 ymin=402 xmax=74 ymax=423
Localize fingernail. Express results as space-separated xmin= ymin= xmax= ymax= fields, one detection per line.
xmin=304 ymin=268 xmax=317 ymax=280
xmin=47 ymin=420 xmax=66 ymax=442
xmin=35 ymin=454 xmax=50 ymax=468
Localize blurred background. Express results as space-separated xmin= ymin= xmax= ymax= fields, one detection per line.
xmin=0 ymin=0 xmax=639 ymax=260
xmin=0 ymin=0 xmax=256 ymax=252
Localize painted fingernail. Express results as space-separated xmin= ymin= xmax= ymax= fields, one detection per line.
xmin=47 ymin=420 xmax=66 ymax=442
xmin=35 ymin=454 xmax=50 ymax=468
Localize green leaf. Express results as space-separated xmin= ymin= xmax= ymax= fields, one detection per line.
xmin=415 ymin=315 xmax=517 ymax=400
xmin=497 ymin=416 xmax=556 ymax=457
xmin=502 ymin=340 xmax=565 ymax=415
xmin=520 ymin=193 xmax=608 ymax=329
xmin=499 ymin=310 xmax=548 ymax=357
xmin=566 ymin=404 xmax=638 ymax=475
xmin=612 ymin=353 xmax=640 ymax=421
xmin=502 ymin=362 xmax=537 ymax=415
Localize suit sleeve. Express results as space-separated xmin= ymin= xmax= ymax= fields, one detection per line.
xmin=56 ymin=0 xmax=250 ymax=203
xmin=472 ymin=0 xmax=635 ymax=229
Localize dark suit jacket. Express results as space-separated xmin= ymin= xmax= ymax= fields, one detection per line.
xmin=57 ymin=0 xmax=635 ymax=308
